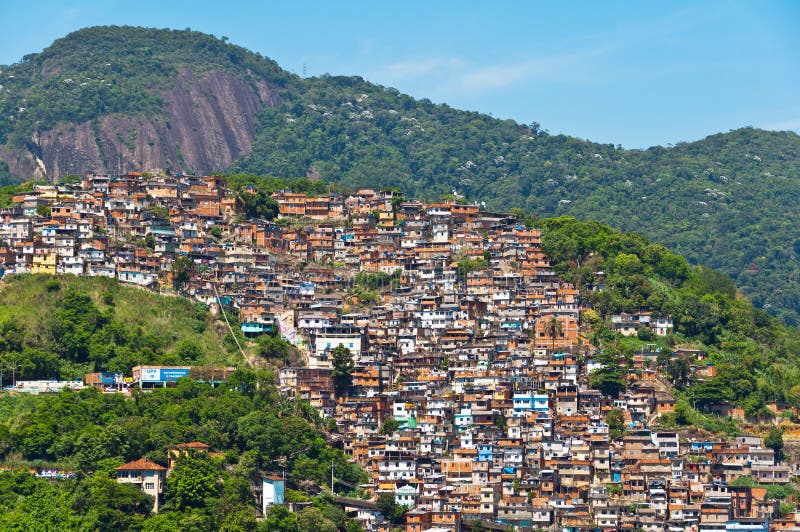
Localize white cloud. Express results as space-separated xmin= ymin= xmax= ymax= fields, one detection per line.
xmin=371 ymin=46 xmax=609 ymax=98
xmin=379 ymin=58 xmax=464 ymax=81
xmin=762 ymin=118 xmax=800 ymax=132
xmin=458 ymin=62 xmax=533 ymax=92
xmin=458 ymin=50 xmax=602 ymax=92
xmin=367 ymin=7 xmax=701 ymax=98
xmin=385 ymin=59 xmax=441 ymax=79
xmin=328 ymin=49 xmax=574 ymax=90
xmin=455 ymin=43 xmax=611 ymax=93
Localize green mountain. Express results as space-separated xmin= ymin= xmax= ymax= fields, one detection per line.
xmin=0 ymin=26 xmax=291 ymax=180
xmin=1 ymin=26 xmax=799 ymax=324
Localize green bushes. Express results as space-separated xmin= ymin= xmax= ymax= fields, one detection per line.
xmin=0 ymin=275 xmax=228 ymax=380
xmin=540 ymin=217 xmax=800 ymax=421
xmin=0 ymin=373 xmax=367 ymax=530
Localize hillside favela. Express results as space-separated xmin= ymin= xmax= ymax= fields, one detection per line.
xmin=1 ymin=7 xmax=800 ymax=532
xmin=0 ymin=169 xmax=795 ymax=532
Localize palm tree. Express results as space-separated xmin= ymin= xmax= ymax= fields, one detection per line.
xmin=544 ymin=315 xmax=563 ymax=352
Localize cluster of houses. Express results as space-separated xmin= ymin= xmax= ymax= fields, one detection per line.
xmin=284 ymin=358 xmax=796 ymax=532
xmin=1 ymin=172 xmax=797 ymax=531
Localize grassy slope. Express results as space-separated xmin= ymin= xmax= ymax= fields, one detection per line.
xmin=0 ymin=274 xmax=233 ymax=369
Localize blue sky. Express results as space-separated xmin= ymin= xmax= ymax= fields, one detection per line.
xmin=1 ymin=0 xmax=798 ymax=148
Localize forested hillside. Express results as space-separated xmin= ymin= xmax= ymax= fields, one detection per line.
xmin=235 ymin=76 xmax=800 ymax=325
xmin=0 ymin=374 xmax=365 ymax=531
xmin=1 ymin=26 xmax=799 ymax=323
xmin=0 ymin=275 xmax=362 ymax=530
xmin=539 ymin=216 xmax=800 ymax=431
xmin=0 ymin=26 xmax=290 ymax=179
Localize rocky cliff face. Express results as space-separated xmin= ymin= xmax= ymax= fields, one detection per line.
xmin=0 ymin=67 xmax=278 ymax=180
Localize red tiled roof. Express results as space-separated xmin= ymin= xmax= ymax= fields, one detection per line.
xmin=116 ymin=458 xmax=167 ymax=471
xmin=175 ymin=441 xmax=210 ymax=450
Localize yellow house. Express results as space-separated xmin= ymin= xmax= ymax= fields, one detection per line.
xmin=377 ymin=210 xmax=394 ymax=227
xmin=31 ymin=252 xmax=57 ymax=274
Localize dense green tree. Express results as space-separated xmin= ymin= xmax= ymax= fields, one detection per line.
xmin=672 ymin=401 xmax=692 ymax=426
xmin=171 ymin=256 xmax=195 ymax=287
xmin=765 ymin=428 xmax=784 ymax=463
xmin=689 ymin=379 xmax=736 ymax=412
xmin=296 ymin=507 xmax=337 ymax=532
xmin=376 ymin=492 xmax=406 ymax=524
xmin=141 ymin=512 xmax=183 ymax=531
xmin=742 ymin=395 xmax=772 ymax=421
xmin=456 ymin=257 xmax=488 ymax=282
xmin=73 ymin=476 xmax=153 ymax=530
xmin=379 ymin=417 xmax=400 ymax=436
xmin=227 ymin=368 xmax=276 ymax=397
xmin=665 ymin=355 xmax=692 ymax=389
xmin=218 ymin=506 xmax=258 ymax=532
xmin=256 ymin=333 xmax=291 ymax=364
xmin=606 ymin=408 xmax=626 ymax=441
xmin=263 ymin=505 xmax=300 ymax=532
xmin=469 ymin=520 xmax=487 ymax=532
xmin=588 ymin=367 xmax=625 ymax=398
xmin=354 ymin=271 xmax=392 ymax=290
xmin=165 ymin=452 xmax=220 ymax=511
xmin=787 ymin=384 xmax=800 ymax=409
xmin=345 ymin=520 xmax=366 ymax=532
xmin=331 ymin=345 xmax=354 ymax=397
xmin=172 ymin=340 xmax=204 ymax=363
xmin=237 ymin=189 xmax=279 ymax=220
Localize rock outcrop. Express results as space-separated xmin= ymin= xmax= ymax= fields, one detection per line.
xmin=1 ymin=67 xmax=279 ymax=180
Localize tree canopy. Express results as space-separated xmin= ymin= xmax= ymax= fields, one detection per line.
xmin=0 ymin=369 xmax=367 ymax=530
xmin=0 ymin=275 xmax=229 ymax=381
xmin=331 ymin=345 xmax=354 ymax=397
xmin=539 ymin=216 xmax=800 ymax=427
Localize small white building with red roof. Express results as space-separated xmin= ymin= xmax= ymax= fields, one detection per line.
xmin=116 ymin=458 xmax=167 ymax=512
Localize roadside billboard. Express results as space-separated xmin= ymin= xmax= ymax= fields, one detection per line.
xmin=139 ymin=367 xmax=190 ymax=382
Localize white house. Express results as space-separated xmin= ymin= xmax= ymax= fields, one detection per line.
xmin=262 ymin=475 xmax=286 ymax=515
xmin=116 ymin=458 xmax=167 ymax=513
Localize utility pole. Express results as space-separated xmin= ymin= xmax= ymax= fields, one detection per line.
xmin=10 ymin=362 xmax=17 ymax=387
xmin=330 ymin=461 xmax=334 ymax=496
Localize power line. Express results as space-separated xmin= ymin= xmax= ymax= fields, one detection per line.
xmin=213 ymin=281 xmax=246 ymax=359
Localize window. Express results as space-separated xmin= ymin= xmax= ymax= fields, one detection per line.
xmin=144 ymin=482 xmax=155 ymax=490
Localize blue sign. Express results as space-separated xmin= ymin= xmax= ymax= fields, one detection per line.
xmin=100 ymin=372 xmax=122 ymax=384
xmin=140 ymin=367 xmax=190 ymax=382
xmin=160 ymin=368 xmax=190 ymax=381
